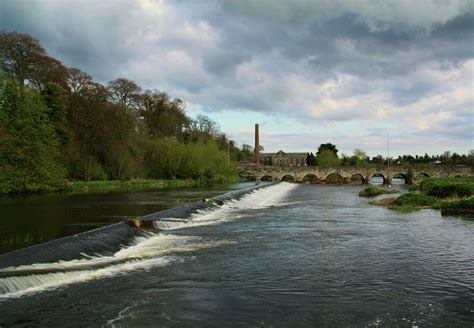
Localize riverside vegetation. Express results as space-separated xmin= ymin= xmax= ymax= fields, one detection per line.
xmin=370 ymin=177 xmax=474 ymax=216
xmin=359 ymin=187 xmax=399 ymax=197
xmin=0 ymin=32 xmax=256 ymax=195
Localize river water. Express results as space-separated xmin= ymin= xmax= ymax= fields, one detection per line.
xmin=0 ymin=182 xmax=473 ymax=327
xmin=0 ymin=183 xmax=253 ymax=254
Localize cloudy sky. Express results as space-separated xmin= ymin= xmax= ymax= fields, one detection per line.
xmin=1 ymin=0 xmax=473 ymax=156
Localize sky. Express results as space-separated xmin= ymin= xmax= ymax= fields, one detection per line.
xmin=1 ymin=0 xmax=473 ymax=157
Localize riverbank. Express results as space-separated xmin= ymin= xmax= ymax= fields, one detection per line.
xmin=370 ymin=177 xmax=474 ymax=216
xmin=68 ymin=177 xmax=243 ymax=194
xmin=359 ymin=186 xmax=399 ymax=197
xmin=0 ymin=177 xmax=244 ymax=196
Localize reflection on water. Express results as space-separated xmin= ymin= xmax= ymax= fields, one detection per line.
xmin=0 ymin=183 xmax=254 ymax=253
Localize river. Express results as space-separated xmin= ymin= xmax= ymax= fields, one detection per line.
xmin=0 ymin=182 xmax=473 ymax=327
xmin=0 ymin=183 xmax=254 ymax=254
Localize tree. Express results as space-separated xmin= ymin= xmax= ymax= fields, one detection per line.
xmin=0 ymin=76 xmax=65 ymax=193
xmin=352 ymin=148 xmax=369 ymax=167
xmin=29 ymin=55 xmax=68 ymax=90
xmin=67 ymin=68 xmax=93 ymax=94
xmin=316 ymin=143 xmax=338 ymax=156
xmin=190 ymin=114 xmax=220 ymax=137
xmin=139 ymin=90 xmax=189 ymax=138
xmin=316 ymin=149 xmax=340 ymax=167
xmin=107 ymin=77 xmax=141 ymax=108
xmin=0 ymin=31 xmax=46 ymax=85
xmin=306 ymin=152 xmax=316 ymax=166
xmin=40 ymin=82 xmax=68 ymax=145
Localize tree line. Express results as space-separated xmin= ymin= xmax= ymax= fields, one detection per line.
xmin=306 ymin=144 xmax=473 ymax=167
xmin=0 ymin=31 xmax=250 ymax=193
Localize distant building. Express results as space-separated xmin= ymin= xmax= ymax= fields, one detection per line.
xmin=260 ymin=150 xmax=308 ymax=166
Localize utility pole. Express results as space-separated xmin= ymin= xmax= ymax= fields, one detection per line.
xmin=387 ymin=134 xmax=391 ymax=188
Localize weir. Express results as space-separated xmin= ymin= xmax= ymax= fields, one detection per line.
xmin=0 ymin=182 xmax=292 ymax=298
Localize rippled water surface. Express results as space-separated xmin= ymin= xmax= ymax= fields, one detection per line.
xmin=0 ymin=183 xmax=473 ymax=327
xmin=0 ymin=183 xmax=252 ymax=253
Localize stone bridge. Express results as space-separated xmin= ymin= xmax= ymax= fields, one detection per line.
xmin=239 ymin=164 xmax=472 ymax=184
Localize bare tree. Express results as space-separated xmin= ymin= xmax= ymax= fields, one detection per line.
xmin=0 ymin=31 xmax=46 ymax=85
xmin=29 ymin=55 xmax=68 ymax=90
xmin=67 ymin=68 xmax=93 ymax=94
xmin=107 ymin=77 xmax=141 ymax=108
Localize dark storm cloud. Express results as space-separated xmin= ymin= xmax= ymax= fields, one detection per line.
xmin=0 ymin=0 xmax=472 ymax=150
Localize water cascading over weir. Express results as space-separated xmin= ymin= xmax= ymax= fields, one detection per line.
xmin=0 ymin=182 xmax=295 ymax=298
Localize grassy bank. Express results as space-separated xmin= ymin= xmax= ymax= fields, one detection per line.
xmin=359 ymin=187 xmax=399 ymax=197
xmin=68 ymin=177 xmax=243 ymax=194
xmin=441 ymin=199 xmax=474 ymax=217
xmin=372 ymin=176 xmax=474 ymax=216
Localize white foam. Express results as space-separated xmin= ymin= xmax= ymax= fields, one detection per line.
xmin=154 ymin=182 xmax=297 ymax=230
xmin=0 ymin=233 xmax=234 ymax=298
xmin=0 ymin=256 xmax=178 ymax=298
xmin=0 ymin=183 xmax=296 ymax=298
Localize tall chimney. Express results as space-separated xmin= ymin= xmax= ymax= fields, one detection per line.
xmin=255 ymin=123 xmax=260 ymax=165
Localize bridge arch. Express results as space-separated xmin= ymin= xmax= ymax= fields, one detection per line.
xmin=392 ymin=173 xmax=408 ymax=184
xmin=370 ymin=173 xmax=386 ymax=184
xmin=240 ymin=171 xmax=256 ymax=181
xmin=281 ymin=174 xmax=296 ymax=182
xmin=261 ymin=175 xmax=273 ymax=181
xmin=302 ymin=174 xmax=319 ymax=183
xmin=350 ymin=173 xmax=365 ymax=184
xmin=414 ymin=172 xmax=430 ymax=181
xmin=325 ymin=172 xmax=345 ymax=184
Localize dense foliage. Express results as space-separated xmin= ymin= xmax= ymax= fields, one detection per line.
xmin=420 ymin=177 xmax=474 ymax=199
xmin=307 ymin=144 xmax=473 ymax=167
xmin=0 ymin=31 xmax=244 ymax=193
xmin=385 ymin=177 xmax=473 ymax=214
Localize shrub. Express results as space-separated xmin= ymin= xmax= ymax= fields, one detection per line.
xmin=426 ymin=184 xmax=472 ymax=198
xmin=392 ymin=193 xmax=438 ymax=207
xmin=359 ymin=187 xmax=398 ymax=197
xmin=441 ymin=199 xmax=474 ymax=217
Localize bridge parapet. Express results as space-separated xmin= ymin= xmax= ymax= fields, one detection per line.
xmin=239 ymin=164 xmax=472 ymax=183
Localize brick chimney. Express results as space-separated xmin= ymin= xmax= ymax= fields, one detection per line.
xmin=255 ymin=123 xmax=260 ymax=165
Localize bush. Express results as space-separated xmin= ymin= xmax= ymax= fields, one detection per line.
xmin=142 ymin=138 xmax=237 ymax=181
xmin=426 ymin=184 xmax=472 ymax=198
xmin=392 ymin=193 xmax=438 ymax=207
xmin=359 ymin=187 xmax=399 ymax=197
xmin=420 ymin=177 xmax=474 ymax=199
xmin=441 ymin=199 xmax=474 ymax=217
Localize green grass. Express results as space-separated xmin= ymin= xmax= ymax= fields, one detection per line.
xmin=386 ymin=177 xmax=474 ymax=214
xmin=359 ymin=187 xmax=399 ymax=197
xmin=68 ymin=176 xmax=243 ymax=194
xmin=419 ymin=177 xmax=474 ymax=198
xmin=389 ymin=193 xmax=440 ymax=212
xmin=440 ymin=199 xmax=474 ymax=217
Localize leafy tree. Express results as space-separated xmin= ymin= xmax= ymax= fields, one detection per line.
xmin=352 ymin=148 xmax=369 ymax=167
xmin=40 ymin=82 xmax=68 ymax=143
xmin=316 ymin=149 xmax=340 ymax=167
xmin=139 ymin=90 xmax=189 ymax=138
xmin=306 ymin=152 xmax=316 ymax=166
xmin=0 ymin=76 xmax=65 ymax=193
xmin=316 ymin=143 xmax=338 ymax=156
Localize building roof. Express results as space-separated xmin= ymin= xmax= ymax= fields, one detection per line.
xmin=260 ymin=151 xmax=308 ymax=157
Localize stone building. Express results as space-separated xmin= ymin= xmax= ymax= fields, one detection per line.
xmin=260 ymin=150 xmax=308 ymax=166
